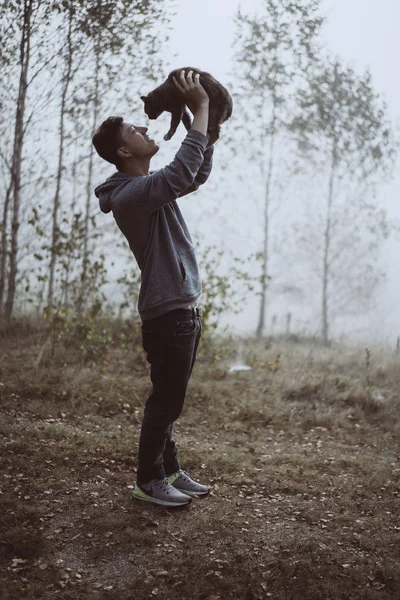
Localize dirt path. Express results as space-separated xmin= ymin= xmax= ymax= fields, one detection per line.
xmin=1 ymin=338 xmax=399 ymax=599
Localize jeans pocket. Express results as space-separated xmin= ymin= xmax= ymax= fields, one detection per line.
xmin=173 ymin=318 xmax=196 ymax=337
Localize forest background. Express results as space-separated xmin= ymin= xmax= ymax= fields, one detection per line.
xmin=1 ymin=0 xmax=399 ymax=347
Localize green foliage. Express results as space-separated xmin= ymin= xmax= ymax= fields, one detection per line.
xmin=116 ymin=266 xmax=141 ymax=320
xmin=287 ymin=54 xmax=397 ymax=341
xmin=38 ymin=235 xmax=261 ymax=366
xmin=0 ymin=0 xmax=173 ymax=325
xmin=230 ymin=0 xmax=324 ymax=148
xmin=194 ymin=234 xmax=262 ymax=347
xmin=289 ymin=57 xmax=397 ymax=179
xmin=42 ymin=303 xmax=140 ymax=370
xmin=226 ymin=0 xmax=324 ymax=338
xmin=46 ymin=304 xmax=109 ymax=364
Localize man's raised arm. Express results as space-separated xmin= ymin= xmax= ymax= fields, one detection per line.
xmin=177 ymin=144 xmax=214 ymax=197
xmin=140 ymin=69 xmax=211 ymax=213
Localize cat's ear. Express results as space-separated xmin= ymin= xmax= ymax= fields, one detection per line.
xmin=140 ymin=95 xmax=147 ymax=102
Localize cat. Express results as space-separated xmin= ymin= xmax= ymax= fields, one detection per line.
xmin=140 ymin=67 xmax=233 ymax=147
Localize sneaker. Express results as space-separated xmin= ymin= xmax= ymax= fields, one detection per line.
xmin=132 ymin=477 xmax=192 ymax=507
xmin=167 ymin=469 xmax=210 ymax=497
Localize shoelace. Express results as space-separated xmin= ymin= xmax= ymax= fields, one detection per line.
xmin=153 ymin=477 xmax=171 ymax=494
xmin=180 ymin=470 xmax=191 ymax=483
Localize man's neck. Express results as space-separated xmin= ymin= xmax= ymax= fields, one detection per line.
xmin=119 ymin=158 xmax=151 ymax=176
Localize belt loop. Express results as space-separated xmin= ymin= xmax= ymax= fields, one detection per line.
xmin=184 ymin=305 xmax=202 ymax=318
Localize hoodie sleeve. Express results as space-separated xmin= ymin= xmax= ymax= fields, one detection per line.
xmin=177 ymin=144 xmax=214 ymax=198
xmin=116 ymin=129 xmax=209 ymax=216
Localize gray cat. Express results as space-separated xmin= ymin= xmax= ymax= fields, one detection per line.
xmin=140 ymin=67 xmax=233 ymax=147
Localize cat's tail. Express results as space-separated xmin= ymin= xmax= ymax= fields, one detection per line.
xmin=225 ymin=98 xmax=233 ymax=120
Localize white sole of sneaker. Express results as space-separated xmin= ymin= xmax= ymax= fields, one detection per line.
xmin=173 ymin=488 xmax=210 ymax=497
xmin=132 ymin=488 xmax=191 ymax=507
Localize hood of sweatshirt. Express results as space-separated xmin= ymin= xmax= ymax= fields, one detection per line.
xmin=94 ymin=171 xmax=139 ymax=214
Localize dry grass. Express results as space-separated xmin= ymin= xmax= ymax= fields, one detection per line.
xmin=0 ymin=321 xmax=399 ymax=600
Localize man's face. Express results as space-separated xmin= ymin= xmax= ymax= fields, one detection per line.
xmin=118 ymin=121 xmax=159 ymax=162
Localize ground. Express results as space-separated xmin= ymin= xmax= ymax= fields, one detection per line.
xmin=1 ymin=319 xmax=399 ymax=599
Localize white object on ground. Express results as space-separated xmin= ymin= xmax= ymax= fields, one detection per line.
xmin=228 ymin=364 xmax=252 ymax=372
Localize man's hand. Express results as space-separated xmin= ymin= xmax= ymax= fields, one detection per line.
xmin=172 ymin=70 xmax=209 ymax=114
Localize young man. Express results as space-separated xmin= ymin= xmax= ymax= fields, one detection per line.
xmin=92 ymin=70 xmax=214 ymax=507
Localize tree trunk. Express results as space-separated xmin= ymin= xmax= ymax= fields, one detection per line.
xmin=78 ymin=46 xmax=101 ymax=314
xmin=255 ymin=33 xmax=280 ymax=340
xmin=322 ymin=147 xmax=336 ymax=344
xmin=0 ymin=180 xmax=13 ymax=318
xmin=47 ymin=7 xmax=74 ymax=310
xmin=61 ymin=145 xmax=79 ymax=308
xmin=256 ymin=107 xmax=276 ymax=339
xmin=4 ymin=0 xmax=33 ymax=323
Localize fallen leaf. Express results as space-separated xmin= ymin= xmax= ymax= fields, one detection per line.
xmin=11 ymin=558 xmax=28 ymax=566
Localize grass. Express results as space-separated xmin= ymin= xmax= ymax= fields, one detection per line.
xmin=0 ymin=317 xmax=399 ymax=599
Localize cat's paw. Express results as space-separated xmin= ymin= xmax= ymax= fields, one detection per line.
xmin=163 ymin=133 xmax=171 ymax=141
xmin=208 ymin=133 xmax=219 ymax=146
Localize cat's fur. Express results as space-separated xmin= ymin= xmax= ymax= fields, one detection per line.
xmin=140 ymin=67 xmax=233 ymax=147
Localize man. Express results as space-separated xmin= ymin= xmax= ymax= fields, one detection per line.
xmin=92 ymin=70 xmax=213 ymax=507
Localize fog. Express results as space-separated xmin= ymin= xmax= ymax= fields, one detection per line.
xmin=6 ymin=0 xmax=398 ymax=346
xmin=132 ymin=0 xmax=399 ymax=345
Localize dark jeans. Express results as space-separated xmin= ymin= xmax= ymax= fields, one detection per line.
xmin=137 ymin=307 xmax=202 ymax=483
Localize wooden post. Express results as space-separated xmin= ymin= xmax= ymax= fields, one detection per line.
xmin=286 ymin=312 xmax=292 ymax=337
xmin=271 ymin=314 xmax=277 ymax=337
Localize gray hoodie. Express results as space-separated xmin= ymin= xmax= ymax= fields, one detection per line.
xmin=94 ymin=129 xmax=213 ymax=321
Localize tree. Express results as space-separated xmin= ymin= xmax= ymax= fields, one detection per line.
xmin=289 ymin=56 xmax=397 ymax=343
xmin=0 ymin=0 xmax=173 ymax=323
xmin=228 ymin=0 xmax=324 ymax=339
xmin=0 ymin=0 xmax=60 ymax=324
xmin=2 ymin=0 xmax=34 ymax=323
xmin=47 ymin=1 xmax=77 ymax=309
xmin=72 ymin=0 xmax=170 ymax=314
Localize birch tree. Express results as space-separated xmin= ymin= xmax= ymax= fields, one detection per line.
xmin=0 ymin=0 xmax=173 ymax=323
xmin=1 ymin=0 xmax=35 ymax=323
xmin=289 ymin=57 xmax=396 ymax=343
xmin=0 ymin=0 xmax=60 ymax=324
xmin=73 ymin=0 xmax=170 ymax=314
xmin=47 ymin=2 xmax=77 ymax=309
xmin=229 ymin=0 xmax=323 ymax=338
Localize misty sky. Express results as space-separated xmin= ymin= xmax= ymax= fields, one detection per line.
xmin=91 ymin=0 xmax=399 ymax=344
xmin=150 ymin=0 xmax=399 ymax=344
xmin=165 ymin=0 xmax=400 ymax=215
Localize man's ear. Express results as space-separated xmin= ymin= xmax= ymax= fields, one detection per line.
xmin=140 ymin=95 xmax=147 ymax=102
xmin=117 ymin=147 xmax=129 ymax=160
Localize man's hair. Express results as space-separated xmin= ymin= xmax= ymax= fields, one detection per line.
xmin=92 ymin=116 xmax=125 ymax=169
